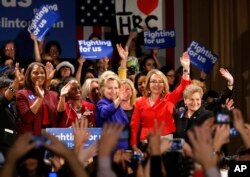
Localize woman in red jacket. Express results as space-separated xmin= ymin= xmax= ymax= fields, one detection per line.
xmin=57 ymin=78 xmax=95 ymax=128
xmin=130 ymin=52 xmax=191 ymax=152
xmin=16 ymin=62 xmax=59 ymax=135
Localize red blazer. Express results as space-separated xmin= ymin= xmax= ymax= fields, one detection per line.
xmin=58 ymin=100 xmax=96 ymax=128
xmin=130 ymin=79 xmax=191 ymax=146
xmin=16 ymin=89 xmax=59 ymax=135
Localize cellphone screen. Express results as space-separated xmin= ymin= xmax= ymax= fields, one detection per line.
xmin=119 ymin=129 xmax=129 ymax=140
xmin=48 ymin=172 xmax=57 ymax=177
xmin=216 ymin=113 xmax=231 ymax=124
xmin=169 ymin=139 xmax=183 ymax=151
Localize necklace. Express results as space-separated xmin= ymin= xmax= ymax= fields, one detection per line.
xmin=70 ymin=103 xmax=83 ymax=119
xmin=149 ymin=96 xmax=155 ymax=106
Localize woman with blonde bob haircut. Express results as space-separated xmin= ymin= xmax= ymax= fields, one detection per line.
xmin=174 ymin=84 xmax=213 ymax=140
xmin=81 ymin=78 xmax=100 ymax=104
xmin=130 ymin=52 xmax=192 ymax=153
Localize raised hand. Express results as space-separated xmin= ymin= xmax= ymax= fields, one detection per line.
xmin=60 ymin=81 xmax=75 ymax=97
xmin=30 ymin=33 xmax=37 ymax=41
xmin=35 ymin=81 xmax=44 ymax=98
xmin=77 ymin=142 xmax=98 ymax=166
xmin=224 ymin=98 xmax=234 ymax=110
xmin=147 ymin=119 xmax=164 ymax=155
xmin=15 ymin=63 xmax=25 ymax=83
xmin=116 ymin=43 xmax=128 ymax=60
xmin=77 ymin=56 xmax=86 ymax=66
xmin=98 ymin=123 xmax=124 ymax=157
xmin=72 ymin=119 xmax=90 ymax=155
xmin=45 ymin=62 xmax=56 ymax=81
xmin=187 ymin=125 xmax=217 ymax=170
xmin=180 ymin=52 xmax=190 ymax=69
xmin=219 ymin=68 xmax=234 ymax=86
xmin=6 ymin=133 xmax=36 ymax=163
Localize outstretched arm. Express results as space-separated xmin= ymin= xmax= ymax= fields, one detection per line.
xmin=75 ymin=56 xmax=86 ymax=83
xmin=219 ymin=68 xmax=234 ymax=90
xmin=180 ymin=52 xmax=191 ymax=81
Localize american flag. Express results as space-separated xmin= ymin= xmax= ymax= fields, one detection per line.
xmin=76 ymin=0 xmax=115 ymax=40
xmin=76 ymin=0 xmax=188 ymax=68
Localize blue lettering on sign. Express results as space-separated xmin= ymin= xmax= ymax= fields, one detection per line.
xmin=187 ymin=41 xmax=218 ymax=74
xmin=46 ymin=128 xmax=102 ymax=149
xmin=27 ymin=4 xmax=60 ymax=41
xmin=78 ymin=40 xmax=113 ymax=60
xmin=144 ymin=29 xmax=175 ymax=49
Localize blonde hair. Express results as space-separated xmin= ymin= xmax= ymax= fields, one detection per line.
xmin=81 ymin=78 xmax=99 ymax=100
xmin=183 ymin=84 xmax=203 ymax=99
xmin=144 ymin=69 xmax=169 ymax=97
xmin=98 ymin=71 xmax=120 ymax=97
xmin=121 ymin=79 xmax=137 ymax=106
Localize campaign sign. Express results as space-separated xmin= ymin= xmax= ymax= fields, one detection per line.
xmin=187 ymin=41 xmax=218 ymax=74
xmin=0 ymin=0 xmax=76 ymax=59
xmin=144 ymin=29 xmax=175 ymax=49
xmin=46 ymin=128 xmax=102 ymax=149
xmin=78 ymin=40 xmax=113 ymax=60
xmin=28 ymin=4 xmax=60 ymax=41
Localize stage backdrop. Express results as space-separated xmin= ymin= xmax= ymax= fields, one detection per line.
xmin=0 ymin=0 xmax=76 ymax=59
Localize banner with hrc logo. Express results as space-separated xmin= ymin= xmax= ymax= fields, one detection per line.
xmin=115 ymin=0 xmax=163 ymax=35
xmin=187 ymin=41 xmax=218 ymax=74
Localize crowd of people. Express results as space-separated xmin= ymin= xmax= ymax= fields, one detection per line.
xmin=0 ymin=30 xmax=249 ymax=177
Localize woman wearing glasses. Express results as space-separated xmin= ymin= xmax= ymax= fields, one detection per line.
xmin=130 ymin=52 xmax=191 ymax=153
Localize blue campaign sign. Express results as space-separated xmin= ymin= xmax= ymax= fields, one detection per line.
xmin=78 ymin=40 xmax=113 ymax=60
xmin=46 ymin=128 xmax=102 ymax=149
xmin=144 ymin=29 xmax=176 ymax=49
xmin=28 ymin=5 xmax=60 ymax=41
xmin=187 ymin=41 xmax=218 ymax=74
xmin=0 ymin=0 xmax=76 ymax=58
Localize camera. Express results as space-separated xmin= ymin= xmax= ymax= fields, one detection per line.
xmin=215 ymin=108 xmax=233 ymax=124
xmin=127 ymin=66 xmax=137 ymax=75
xmin=169 ymin=138 xmax=184 ymax=152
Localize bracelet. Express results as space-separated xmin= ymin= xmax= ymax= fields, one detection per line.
xmin=183 ymin=68 xmax=190 ymax=75
xmin=8 ymin=86 xmax=16 ymax=94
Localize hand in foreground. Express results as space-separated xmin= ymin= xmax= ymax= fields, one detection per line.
xmin=147 ymin=119 xmax=164 ymax=155
xmin=187 ymin=125 xmax=217 ymax=170
xmin=98 ymin=123 xmax=124 ymax=157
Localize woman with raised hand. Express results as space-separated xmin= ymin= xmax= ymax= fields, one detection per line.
xmin=57 ymin=77 xmax=95 ymax=128
xmin=130 ymin=52 xmax=191 ymax=153
xmin=16 ymin=62 xmax=59 ymax=135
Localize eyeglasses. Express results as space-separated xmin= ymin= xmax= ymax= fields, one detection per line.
xmin=166 ymin=75 xmax=175 ymax=78
xmin=149 ymin=80 xmax=164 ymax=84
xmin=5 ymin=48 xmax=15 ymax=51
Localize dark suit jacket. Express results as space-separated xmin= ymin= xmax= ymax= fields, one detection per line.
xmin=16 ymin=89 xmax=59 ymax=135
